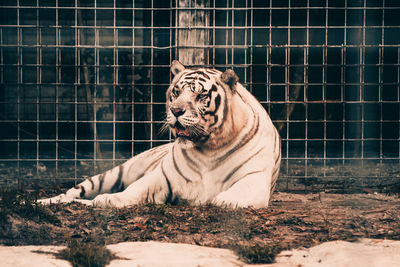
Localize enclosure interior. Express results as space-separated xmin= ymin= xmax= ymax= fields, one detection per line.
xmin=0 ymin=0 xmax=399 ymax=192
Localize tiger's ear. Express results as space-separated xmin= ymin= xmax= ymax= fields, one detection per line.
xmin=220 ymin=69 xmax=239 ymax=92
xmin=171 ymin=60 xmax=185 ymax=76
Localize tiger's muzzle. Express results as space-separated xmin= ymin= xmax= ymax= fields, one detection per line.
xmin=173 ymin=121 xmax=191 ymax=138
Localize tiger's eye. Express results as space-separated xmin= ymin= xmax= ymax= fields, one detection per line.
xmin=196 ymin=93 xmax=207 ymax=101
xmin=172 ymin=87 xmax=180 ymax=97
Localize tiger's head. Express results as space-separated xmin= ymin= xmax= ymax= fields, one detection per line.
xmin=166 ymin=60 xmax=240 ymax=148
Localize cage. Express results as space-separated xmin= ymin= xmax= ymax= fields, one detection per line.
xmin=0 ymin=0 xmax=399 ymax=193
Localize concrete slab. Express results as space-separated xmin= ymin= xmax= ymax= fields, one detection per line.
xmin=276 ymin=239 xmax=400 ymax=267
xmin=0 ymin=245 xmax=68 ymax=267
xmin=108 ymin=241 xmax=243 ymax=267
xmin=1 ymin=239 xmax=399 ymax=267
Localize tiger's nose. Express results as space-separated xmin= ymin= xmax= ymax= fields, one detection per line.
xmin=170 ymin=107 xmax=185 ymax=117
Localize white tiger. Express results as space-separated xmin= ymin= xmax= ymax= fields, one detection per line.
xmin=39 ymin=60 xmax=281 ymax=208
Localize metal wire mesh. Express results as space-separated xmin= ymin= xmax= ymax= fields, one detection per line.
xmin=0 ymin=0 xmax=399 ymax=192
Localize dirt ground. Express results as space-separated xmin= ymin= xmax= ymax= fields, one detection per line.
xmin=1 ymin=190 xmax=400 ymax=264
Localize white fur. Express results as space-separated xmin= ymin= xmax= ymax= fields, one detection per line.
xmin=39 ymin=61 xmax=281 ymax=209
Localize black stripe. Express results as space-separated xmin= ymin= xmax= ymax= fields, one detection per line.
xmin=198 ymin=82 xmax=205 ymax=93
xmin=146 ymin=150 xmax=170 ymax=172
xmin=124 ymin=153 xmax=166 ymax=188
xmin=271 ymin=156 xmax=281 ymax=195
xmin=270 ymin=166 xmax=280 ymax=194
xmin=214 ymin=94 xmax=221 ymax=112
xmin=161 ymin=163 xmax=174 ymax=203
xmin=172 ymin=146 xmax=191 ymax=183
xmin=222 ymin=147 xmax=264 ymax=183
xmin=188 ymin=101 xmax=195 ymax=110
xmin=189 ymin=70 xmax=210 ymax=79
xmin=145 ymin=189 xmax=150 ymax=202
xmin=181 ymin=148 xmax=199 ymax=168
xmin=98 ymin=173 xmax=106 ymax=193
xmin=224 ymin=169 xmax=266 ymax=193
xmin=88 ymin=177 xmax=95 ymax=190
xmin=209 ymin=115 xmax=219 ymax=127
xmin=218 ymin=112 xmax=259 ymax=163
xmin=124 ymin=146 xmax=168 ymax=184
xmin=217 ymin=90 xmax=260 ymax=163
xmin=270 ymin=180 xmax=277 ymax=195
xmin=245 ymin=170 xmax=265 ymax=177
xmin=210 ymin=84 xmax=217 ymax=92
xmin=220 ymin=89 xmax=228 ymax=129
xmin=152 ymin=190 xmax=156 ymax=203
xmin=80 ymin=186 xmax=86 ymax=198
xmin=181 ymin=148 xmax=201 ymax=176
xmin=211 ymin=82 xmax=228 ymax=133
xmin=205 ymin=69 xmax=218 ymax=74
xmin=204 ymin=94 xmax=221 ymax=115
xmin=205 ymin=84 xmax=218 ymax=108
xmin=205 ymin=99 xmax=211 ymax=108
xmin=197 ymin=135 xmax=210 ymax=143
xmin=207 ymin=94 xmax=221 ymax=127
xmin=147 ymin=159 xmax=163 ymax=172
xmin=111 ymin=165 xmax=124 ymax=193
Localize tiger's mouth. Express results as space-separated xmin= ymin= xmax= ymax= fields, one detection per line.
xmin=173 ymin=122 xmax=191 ymax=138
xmin=171 ymin=121 xmax=209 ymax=143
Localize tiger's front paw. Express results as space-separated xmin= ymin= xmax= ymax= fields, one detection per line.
xmin=212 ymin=191 xmax=240 ymax=208
xmin=212 ymin=190 xmax=268 ymax=209
xmin=71 ymin=199 xmax=94 ymax=206
xmin=38 ymin=195 xmax=94 ymax=206
xmin=37 ymin=194 xmax=74 ymax=205
xmin=92 ymin=193 xmax=136 ymax=208
xmin=37 ymin=198 xmax=53 ymax=205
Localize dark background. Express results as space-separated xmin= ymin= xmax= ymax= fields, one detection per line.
xmin=0 ymin=0 xmax=399 ymax=191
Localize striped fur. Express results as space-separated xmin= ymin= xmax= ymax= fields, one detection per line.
xmin=39 ymin=60 xmax=281 ymax=208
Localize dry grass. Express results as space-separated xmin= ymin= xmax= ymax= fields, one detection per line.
xmin=57 ymin=240 xmax=118 ymax=267
xmin=1 ymin=190 xmax=400 ymax=264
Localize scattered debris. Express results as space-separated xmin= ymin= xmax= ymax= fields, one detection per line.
xmin=1 ymin=190 xmax=399 ymax=264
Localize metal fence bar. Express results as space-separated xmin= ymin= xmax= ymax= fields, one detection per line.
xmin=0 ymin=0 xmax=399 ymax=191
xmin=17 ymin=0 xmax=21 ymax=187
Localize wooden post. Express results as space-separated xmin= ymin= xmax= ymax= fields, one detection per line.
xmin=177 ymin=0 xmax=209 ymax=65
xmin=78 ymin=4 xmax=103 ymax=160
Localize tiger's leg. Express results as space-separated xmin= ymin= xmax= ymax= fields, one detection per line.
xmin=80 ymin=164 xmax=171 ymax=208
xmin=212 ymin=167 xmax=279 ymax=209
xmin=38 ymin=144 xmax=172 ymax=205
xmin=214 ymin=138 xmax=281 ymax=209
